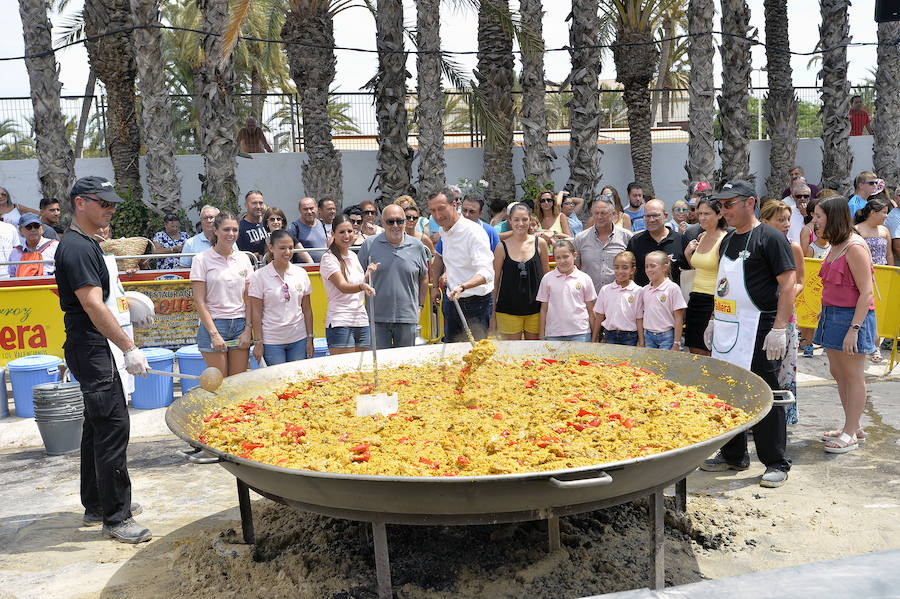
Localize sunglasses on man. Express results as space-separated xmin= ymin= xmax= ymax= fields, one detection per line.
xmin=22 ymin=222 xmax=42 ymax=231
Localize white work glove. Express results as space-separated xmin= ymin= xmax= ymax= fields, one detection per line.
xmin=763 ymin=328 xmax=788 ymax=361
xmin=124 ymin=347 xmax=150 ymax=377
xmin=703 ymin=320 xmax=714 ymax=351
xmin=125 ymin=291 xmax=156 ymax=328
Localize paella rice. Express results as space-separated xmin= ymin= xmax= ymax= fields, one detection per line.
xmin=199 ymin=352 xmax=752 ymax=476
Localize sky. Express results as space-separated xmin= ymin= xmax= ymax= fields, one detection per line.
xmin=0 ymin=1 xmax=882 ymax=100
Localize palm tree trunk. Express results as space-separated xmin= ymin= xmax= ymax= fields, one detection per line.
xmin=874 ymin=21 xmax=900 ymax=186
xmin=818 ymin=0 xmax=852 ymax=193
xmin=84 ymin=0 xmax=142 ymax=200
xmin=519 ymin=0 xmax=555 ymax=186
xmin=685 ymin=0 xmax=715 ymax=185
xmin=130 ymin=0 xmax=181 ymax=215
xmin=565 ymin=0 xmax=602 ymax=204
xmin=476 ymin=0 xmax=516 ymax=214
xmin=282 ymin=2 xmax=343 ymax=207
xmin=718 ymin=0 xmax=752 ymax=182
xmin=415 ymin=0 xmax=445 ymax=208
xmin=18 ymin=0 xmax=75 ymax=204
xmin=75 ymin=69 xmax=96 ymax=159
xmin=763 ymin=0 xmax=798 ymax=197
xmin=194 ymin=0 xmax=239 ymax=213
xmin=613 ymin=24 xmax=658 ymax=196
xmin=250 ymin=66 xmax=263 ymax=122
xmin=374 ymin=0 xmax=412 ymax=206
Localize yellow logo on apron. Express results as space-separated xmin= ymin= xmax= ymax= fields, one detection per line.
xmin=117 ymin=297 xmax=129 ymax=313
xmin=714 ymin=297 xmax=736 ymax=315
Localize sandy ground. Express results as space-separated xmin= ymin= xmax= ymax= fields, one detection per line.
xmin=0 ymin=357 xmax=898 ymax=598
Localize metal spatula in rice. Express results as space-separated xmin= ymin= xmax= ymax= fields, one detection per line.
xmin=355 ymin=280 xmax=398 ymax=418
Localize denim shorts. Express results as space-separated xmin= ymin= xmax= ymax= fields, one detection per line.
xmin=325 ymin=325 xmax=370 ymax=349
xmin=197 ymin=317 xmax=246 ymax=353
xmin=263 ymin=338 xmax=308 ymax=366
xmin=545 ymin=332 xmax=591 ymax=342
xmin=645 ymin=328 xmax=675 ymax=350
xmin=813 ymin=306 xmax=877 ymax=353
xmin=604 ymin=329 xmax=639 ymax=346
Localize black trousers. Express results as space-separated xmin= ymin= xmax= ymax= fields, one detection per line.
xmin=719 ymin=317 xmax=791 ymax=471
xmin=65 ymin=343 xmax=132 ymax=525
xmin=444 ymin=293 xmax=492 ymax=343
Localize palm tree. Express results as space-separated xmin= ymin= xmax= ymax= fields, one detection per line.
xmin=519 ymin=0 xmax=555 ymax=186
xmin=648 ymin=1 xmax=685 ymax=128
xmin=195 ymin=0 xmax=240 ymax=212
xmin=281 ymin=0 xmax=345 ymax=207
xmin=475 ymin=0 xmax=516 ymax=214
xmin=762 ymin=0 xmax=798 ymax=197
xmin=685 ymin=0 xmax=715 ymax=185
xmin=373 ymin=0 xmax=413 ymax=206
xmin=415 ymin=0 xmax=446 ymax=206
xmin=873 ymin=21 xmax=900 ymax=186
xmin=565 ymin=0 xmax=603 ymax=204
xmin=818 ymin=0 xmax=852 ymax=193
xmin=130 ymin=0 xmax=181 ymax=215
xmin=718 ymin=0 xmax=752 ymax=182
xmin=17 ymin=0 xmax=75 ymax=202
xmin=83 ymin=0 xmax=142 ymax=199
xmin=610 ymin=0 xmax=660 ymax=195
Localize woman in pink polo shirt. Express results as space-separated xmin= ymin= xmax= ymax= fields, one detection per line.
xmin=248 ymin=230 xmax=314 ymax=365
xmin=320 ymin=215 xmax=375 ymax=354
xmin=636 ymin=251 xmax=687 ymax=350
xmin=536 ymin=240 xmax=597 ymax=341
xmin=190 ymin=211 xmax=253 ymax=375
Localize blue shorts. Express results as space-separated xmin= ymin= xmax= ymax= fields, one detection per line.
xmin=645 ymin=328 xmax=675 ymax=350
xmin=813 ymin=306 xmax=876 ymax=353
xmin=325 ymin=325 xmax=370 ymax=349
xmin=545 ymin=333 xmax=591 ymax=342
xmin=197 ymin=317 xmax=246 ymax=353
xmin=604 ymin=329 xmax=639 ymax=346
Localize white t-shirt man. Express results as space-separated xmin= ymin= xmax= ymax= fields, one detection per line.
xmin=0 ymin=220 xmax=18 ymax=280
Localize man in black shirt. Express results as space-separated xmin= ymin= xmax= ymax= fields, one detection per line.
xmin=236 ymin=190 xmax=268 ymax=260
xmin=55 ymin=176 xmax=152 ymax=543
xmin=626 ymin=199 xmax=686 ymax=286
xmin=699 ymin=179 xmax=796 ymax=488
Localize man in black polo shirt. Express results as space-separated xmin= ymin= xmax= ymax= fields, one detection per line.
xmin=55 ymin=176 xmax=152 ymax=543
xmin=626 ymin=199 xmax=686 ymax=286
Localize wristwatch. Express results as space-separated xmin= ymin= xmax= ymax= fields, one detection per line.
xmin=851 ymin=323 xmax=861 ymax=331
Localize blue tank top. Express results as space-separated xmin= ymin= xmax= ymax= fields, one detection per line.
xmin=625 ymin=205 xmax=646 ymax=232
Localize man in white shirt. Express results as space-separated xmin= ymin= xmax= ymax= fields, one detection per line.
xmin=782 ymin=182 xmax=810 ymax=243
xmin=179 ymin=205 xmax=221 ymax=268
xmin=428 ymin=186 xmax=494 ymax=342
xmin=0 ymin=219 xmax=18 ymax=280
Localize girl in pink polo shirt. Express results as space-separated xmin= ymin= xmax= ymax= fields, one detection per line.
xmin=636 ymin=250 xmax=686 ymax=350
xmin=248 ymin=230 xmax=314 ymax=366
xmin=592 ymin=251 xmax=642 ymax=346
xmin=536 ymin=240 xmax=597 ymax=342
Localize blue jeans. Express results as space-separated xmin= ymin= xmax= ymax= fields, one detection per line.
xmin=546 ymin=333 xmax=592 ymax=342
xmin=373 ymin=323 xmax=417 ymax=349
xmin=604 ymin=330 xmax=639 ymax=346
xmin=444 ymin=293 xmax=492 ymax=343
xmin=645 ymin=328 xmax=675 ymax=350
xmin=197 ymin=317 xmax=246 ymax=353
xmin=325 ymin=325 xmax=370 ymax=349
xmin=262 ymin=338 xmax=308 ymax=366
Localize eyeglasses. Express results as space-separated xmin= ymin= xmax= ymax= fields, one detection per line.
xmin=793 ymin=194 xmax=810 ymax=200
xmin=363 ymin=209 xmax=377 ymax=215
xmin=350 ymin=218 xmax=363 ymax=225
xmin=405 ymin=214 xmax=418 ymax=221
xmin=267 ymin=216 xmax=283 ymax=222
xmin=201 ymin=215 xmax=216 ymax=221
xmin=865 ymin=181 xmax=879 ymax=186
xmin=517 ymin=262 xmax=528 ymax=278
xmin=644 ymin=213 xmax=664 ymax=220
xmin=562 ymin=202 xmax=575 ymax=207
xmin=539 ymin=197 xmax=554 ymax=204
xmin=23 ymin=223 xmax=42 ymax=230
xmin=384 ymin=218 xmax=405 ymax=226
xmin=281 ymin=282 xmax=290 ymax=302
xmin=722 ymin=198 xmax=747 ymax=209
xmin=673 ymin=208 xmax=688 ymax=213
xmin=87 ymin=196 xmax=116 ymax=209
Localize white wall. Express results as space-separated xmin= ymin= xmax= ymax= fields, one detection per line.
xmin=0 ymin=135 xmax=879 ymax=225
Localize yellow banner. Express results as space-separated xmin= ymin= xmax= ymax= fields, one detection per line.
xmin=0 ymin=285 xmax=66 ymax=365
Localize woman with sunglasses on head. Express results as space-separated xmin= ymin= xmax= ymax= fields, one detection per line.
xmin=320 ymin=214 xmax=376 ymax=354
xmin=263 ymin=206 xmax=311 ymax=264
xmin=401 ymin=203 xmax=435 ymax=255
xmin=190 ymin=211 xmax=253 ymax=377
xmin=683 ymin=197 xmax=727 ymax=356
xmin=248 ymin=229 xmax=314 ymax=366
xmin=533 ymin=189 xmax=571 ymax=247
xmin=491 ymin=203 xmax=550 ymax=340
xmin=358 ymin=200 xmax=383 ymax=242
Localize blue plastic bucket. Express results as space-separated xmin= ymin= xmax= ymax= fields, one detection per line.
xmin=313 ymin=337 xmax=329 ymax=358
xmin=175 ymin=345 xmax=205 ymax=394
xmin=132 ymin=348 xmax=175 ymax=410
xmin=6 ymin=355 xmax=62 ymax=418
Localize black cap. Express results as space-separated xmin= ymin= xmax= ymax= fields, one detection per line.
xmin=163 ymin=213 xmax=179 ymax=222
xmin=711 ymin=179 xmax=756 ymax=200
xmin=69 ymin=176 xmax=124 ymax=204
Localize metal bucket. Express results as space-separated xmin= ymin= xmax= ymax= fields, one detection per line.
xmin=32 ymin=382 xmax=85 ymax=456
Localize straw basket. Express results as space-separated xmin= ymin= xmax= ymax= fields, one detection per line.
xmin=100 ymin=237 xmax=152 ymax=271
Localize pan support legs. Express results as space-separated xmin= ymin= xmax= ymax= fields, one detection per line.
xmin=675 ymin=477 xmax=687 ymax=513
xmin=371 ymin=522 xmax=393 ymax=599
xmin=237 ymin=479 xmax=255 ymax=544
xmin=547 ymin=516 xmax=560 ymax=551
xmin=649 ymin=490 xmax=665 ymax=590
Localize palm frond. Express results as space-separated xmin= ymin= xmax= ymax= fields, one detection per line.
xmin=221 ymin=0 xmax=252 ymax=67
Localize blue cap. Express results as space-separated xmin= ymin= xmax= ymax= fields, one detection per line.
xmin=18 ymin=212 xmax=42 ymax=227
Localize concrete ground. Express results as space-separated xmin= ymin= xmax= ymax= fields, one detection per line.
xmin=0 ymin=350 xmax=898 ymax=598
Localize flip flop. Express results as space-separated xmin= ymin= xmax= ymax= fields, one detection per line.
xmin=824 ymin=432 xmax=858 ymax=454
xmin=870 ymin=351 xmax=883 ymax=364
xmin=822 ymin=428 xmax=866 ymax=444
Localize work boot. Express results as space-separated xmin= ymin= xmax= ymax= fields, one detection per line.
xmin=699 ymin=452 xmax=750 ymax=472
xmin=760 ymin=466 xmax=789 ymax=488
xmin=83 ymin=503 xmax=143 ymax=527
xmin=101 ymin=518 xmax=151 ymax=544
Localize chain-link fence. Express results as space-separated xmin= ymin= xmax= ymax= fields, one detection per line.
xmin=0 ymin=86 xmax=875 ymax=159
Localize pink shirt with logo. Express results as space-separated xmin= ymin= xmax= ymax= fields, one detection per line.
xmin=536 ymin=267 xmax=598 ymax=337
xmin=594 ymin=280 xmax=642 ymax=332
xmin=190 ymin=248 xmax=252 ymax=319
xmin=319 ymin=250 xmax=368 ymax=327
xmin=248 ymin=263 xmax=313 ymax=344
xmin=637 ymin=277 xmax=686 ymax=333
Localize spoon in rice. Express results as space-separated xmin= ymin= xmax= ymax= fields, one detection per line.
xmin=355 ymin=274 xmax=399 ymax=418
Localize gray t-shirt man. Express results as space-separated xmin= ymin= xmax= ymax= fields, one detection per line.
xmin=358 ymin=207 xmax=429 ymax=348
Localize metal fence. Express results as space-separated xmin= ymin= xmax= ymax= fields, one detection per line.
xmin=0 ymin=86 xmax=875 ymax=160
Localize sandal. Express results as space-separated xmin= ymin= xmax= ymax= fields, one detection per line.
xmin=822 ymin=428 xmax=866 ymax=444
xmin=870 ymin=351 xmax=883 ymax=364
xmin=824 ymin=432 xmax=858 ymax=454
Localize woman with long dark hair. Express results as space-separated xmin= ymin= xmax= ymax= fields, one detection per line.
xmin=533 ymin=189 xmax=571 ymax=246
xmin=811 ymin=197 xmax=877 ymax=453
xmin=683 ymin=197 xmax=727 ymax=355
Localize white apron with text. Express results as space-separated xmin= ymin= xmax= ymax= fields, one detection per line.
xmin=103 ymin=253 xmax=134 ymax=394
xmin=712 ymin=226 xmax=761 ymax=371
